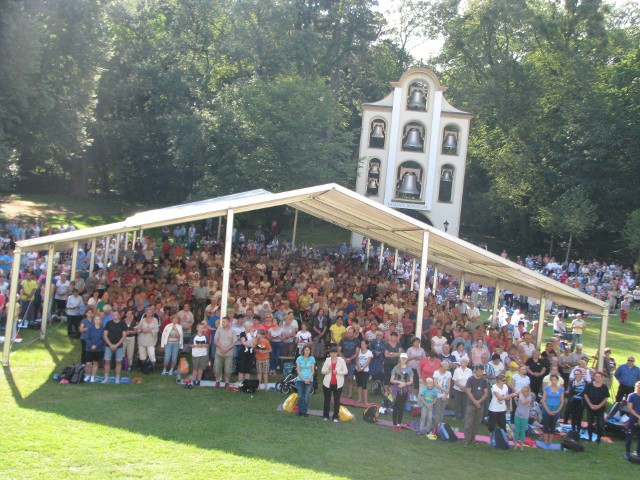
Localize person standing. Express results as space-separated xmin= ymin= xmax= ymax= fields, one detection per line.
xmin=176 ymin=303 xmax=195 ymax=350
xmin=321 ymin=345 xmax=348 ymax=422
xmin=310 ymin=307 xmax=329 ymax=359
xmin=136 ymin=307 xmax=159 ymax=367
xmin=463 ymin=364 xmax=489 ymax=446
xmin=296 ymin=345 xmax=316 ymax=417
xmin=65 ymin=288 xmax=83 ymax=337
xmin=614 ymin=356 xmax=640 ymax=403
xmin=566 ymin=369 xmax=587 ymax=434
xmin=541 ymin=374 xmax=565 ymax=446
xmin=583 ymin=371 xmax=609 ymax=443
xmin=624 ymin=381 xmax=640 ymax=460
xmin=19 ymin=271 xmax=37 ymax=323
xmin=432 ymin=361 xmax=452 ymax=426
xmin=488 ymin=374 xmax=517 ymax=434
xmin=418 ymin=378 xmax=438 ymax=435
xmin=85 ymin=314 xmax=105 ymax=383
xmin=102 ymin=310 xmax=127 ymax=383
xmin=213 ymin=317 xmax=236 ymax=388
xmin=160 ymin=316 xmax=183 ymax=375
xmin=452 ymin=357 xmax=473 ymax=420
xmin=390 ymin=353 xmax=413 ymax=430
xmin=355 ymin=339 xmax=373 ymax=404
xmin=513 ymin=385 xmax=534 ymax=450
xmin=570 ymin=314 xmax=586 ymax=352
xmin=254 ymin=328 xmax=272 ymax=390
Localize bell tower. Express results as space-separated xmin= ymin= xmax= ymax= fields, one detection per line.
xmin=353 ymin=67 xmax=472 ymax=239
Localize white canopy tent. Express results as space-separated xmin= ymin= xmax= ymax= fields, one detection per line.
xmin=2 ymin=183 xmax=609 ymax=367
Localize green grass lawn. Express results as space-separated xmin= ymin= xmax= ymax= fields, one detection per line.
xmin=1 ymin=311 xmax=639 ymax=479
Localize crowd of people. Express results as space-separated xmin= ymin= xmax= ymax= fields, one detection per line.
xmin=0 ymin=223 xmax=639 ymax=457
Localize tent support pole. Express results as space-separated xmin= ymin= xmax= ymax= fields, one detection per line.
xmin=40 ymin=244 xmax=55 ymax=340
xmin=535 ymin=293 xmax=547 ymax=348
xmin=432 ymin=266 xmax=438 ymax=294
xmin=492 ymin=281 xmax=501 ymax=328
xmin=70 ymin=241 xmax=79 ymax=282
xmin=410 ymin=258 xmax=416 ymax=292
xmin=220 ymin=209 xmax=234 ymax=320
xmin=291 ymin=209 xmax=299 ymax=249
xmin=104 ymin=235 xmax=110 ymax=268
xmin=2 ymin=247 xmax=23 ymax=366
xmin=414 ymin=232 xmax=430 ymax=340
xmin=89 ymin=238 xmax=97 ymax=272
xmin=597 ymin=308 xmax=608 ymax=371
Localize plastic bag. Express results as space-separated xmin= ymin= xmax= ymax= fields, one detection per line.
xmin=283 ymin=393 xmax=299 ymax=413
xmin=339 ymin=405 xmax=354 ymax=422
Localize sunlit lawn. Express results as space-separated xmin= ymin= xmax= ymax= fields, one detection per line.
xmin=1 ymin=309 xmax=638 ymax=479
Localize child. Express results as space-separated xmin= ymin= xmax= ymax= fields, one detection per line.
xmin=190 ymin=323 xmax=209 ymax=386
xmin=514 ymin=385 xmax=534 ymax=450
xmin=418 ymin=377 xmax=438 ymax=435
xmin=255 ymin=329 xmax=272 ymax=390
xmin=295 ymin=322 xmax=312 ymax=355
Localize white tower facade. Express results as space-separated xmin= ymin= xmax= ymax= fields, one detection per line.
xmin=354 ymin=67 xmax=472 ymax=241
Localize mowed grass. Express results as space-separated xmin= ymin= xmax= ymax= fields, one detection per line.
xmin=1 ymin=311 xmax=639 ymax=479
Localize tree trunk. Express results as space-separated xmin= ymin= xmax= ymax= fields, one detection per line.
xmin=549 ymin=234 xmax=554 ymax=257
xmin=71 ymin=155 xmax=89 ymax=199
xmin=565 ymin=232 xmax=573 ymax=264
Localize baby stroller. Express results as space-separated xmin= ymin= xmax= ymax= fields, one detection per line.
xmin=275 ymin=363 xmax=316 ymax=395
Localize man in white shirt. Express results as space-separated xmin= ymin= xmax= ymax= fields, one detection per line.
xmin=466 ymin=302 xmax=480 ymax=320
xmin=65 ymin=288 xmax=83 ymax=337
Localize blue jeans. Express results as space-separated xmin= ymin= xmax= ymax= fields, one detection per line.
xmin=571 ymin=333 xmax=582 ymax=351
xmin=296 ymin=380 xmax=313 ymax=415
xmin=270 ymin=342 xmax=282 ymax=372
xmin=164 ymin=342 xmax=180 ymax=367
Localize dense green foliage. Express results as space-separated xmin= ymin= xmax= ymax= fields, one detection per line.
xmin=1 ymin=0 xmax=639 ymax=260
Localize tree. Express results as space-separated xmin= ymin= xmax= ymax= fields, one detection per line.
xmin=552 ymin=186 xmax=598 ymax=263
xmin=622 ymin=209 xmax=640 ymax=264
xmin=191 ymin=75 xmax=354 ymax=199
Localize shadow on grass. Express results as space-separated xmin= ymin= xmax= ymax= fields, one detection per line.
xmin=9 ymin=328 xmax=409 ymax=480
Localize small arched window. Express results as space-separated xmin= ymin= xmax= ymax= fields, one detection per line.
xmin=438 ymin=166 xmax=454 ymax=203
xmin=366 ymin=159 xmax=381 ymax=196
xmin=401 ymin=122 xmax=425 ymax=152
xmin=395 ymin=161 xmax=423 ymax=200
xmin=442 ymin=125 xmax=459 ymax=155
xmin=407 ymin=82 xmax=427 ymax=111
xmin=369 ymin=119 xmax=386 ymax=149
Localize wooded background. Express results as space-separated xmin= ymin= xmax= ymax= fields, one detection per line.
xmin=1 ymin=0 xmax=639 ymax=260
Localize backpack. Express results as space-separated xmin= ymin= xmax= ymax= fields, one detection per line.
xmin=69 ymin=364 xmax=85 ymax=384
xmin=436 ymin=422 xmax=457 ymax=442
xmin=59 ymin=365 xmax=74 ymax=381
xmin=363 ymin=405 xmax=379 ymax=423
xmin=561 ymin=438 xmax=585 ymax=452
xmin=371 ymin=379 xmax=385 ymax=397
xmin=490 ymin=428 xmax=511 ymax=449
xmin=141 ymin=359 xmax=155 ymax=374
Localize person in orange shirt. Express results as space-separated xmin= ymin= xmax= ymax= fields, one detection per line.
xmin=255 ymin=329 xmax=272 ymax=390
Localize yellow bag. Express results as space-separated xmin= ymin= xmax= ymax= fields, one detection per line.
xmin=177 ymin=357 xmax=189 ymax=374
xmin=283 ymin=393 xmax=298 ymax=413
xmin=338 ymin=405 xmax=354 ymax=422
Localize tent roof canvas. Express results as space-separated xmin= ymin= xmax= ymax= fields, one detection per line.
xmin=16 ymin=183 xmax=606 ymax=313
